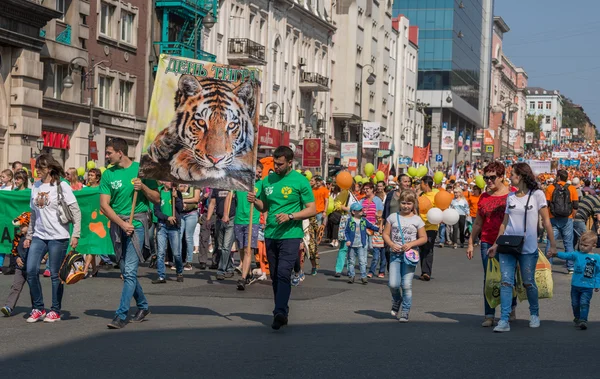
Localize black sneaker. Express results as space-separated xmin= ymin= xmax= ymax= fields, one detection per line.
xmin=198 ymin=262 xmax=207 ymax=270
xmin=271 ymin=313 xmax=288 ymax=330
xmin=347 ymin=276 xmax=355 ymax=284
xmin=361 ymin=277 xmax=368 ymax=285
xmin=216 ymin=274 xmax=225 ymax=280
xmin=177 ymin=274 xmax=184 ymax=283
xmin=334 ymin=272 xmax=341 ymax=278
xmin=224 ymin=272 xmax=235 ymax=278
xmin=237 ymin=279 xmax=246 ymax=291
xmin=131 ymin=309 xmax=150 ymax=323
xmin=209 ymin=264 xmax=218 ymax=270
xmin=152 ymin=278 xmax=166 ymax=284
xmin=579 ymin=321 xmax=588 ymax=330
xmin=148 ymin=255 xmax=157 ymax=269
xmin=107 ymin=316 xmax=128 ymax=329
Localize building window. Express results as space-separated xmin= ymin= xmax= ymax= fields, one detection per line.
xmin=120 ymin=11 xmax=134 ymax=44
xmin=273 ymin=39 xmax=280 ymax=85
xmin=529 ymin=101 xmax=535 ymax=110
xmin=56 ymin=0 xmax=65 ymax=21
xmin=119 ymin=80 xmax=133 ymax=113
xmin=545 ymin=101 xmax=552 ymax=110
xmin=537 ymin=101 xmax=543 ymax=109
xmin=100 ymin=2 xmax=115 ymax=38
xmin=53 ymin=64 xmax=66 ymax=100
xmin=98 ymin=76 xmax=113 ymax=109
xmin=545 ymin=115 xmax=551 ymax=124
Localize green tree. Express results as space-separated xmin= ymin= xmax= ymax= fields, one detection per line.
xmin=562 ymin=96 xmax=588 ymax=132
xmin=525 ymin=114 xmax=543 ymax=135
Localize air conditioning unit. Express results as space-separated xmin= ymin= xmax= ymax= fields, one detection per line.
xmin=298 ymin=109 xmax=306 ymax=119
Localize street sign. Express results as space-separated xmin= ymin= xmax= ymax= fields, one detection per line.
xmin=442 ymin=122 xmax=448 ymax=129
xmin=435 ymin=154 xmax=443 ymax=162
xmin=485 ymin=145 xmax=494 ymax=153
xmin=463 ymin=145 xmax=469 ymax=152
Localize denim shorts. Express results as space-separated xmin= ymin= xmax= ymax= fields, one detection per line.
xmin=234 ymin=224 xmax=260 ymax=249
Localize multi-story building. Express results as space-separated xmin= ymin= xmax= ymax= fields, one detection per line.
xmin=572 ymin=104 xmax=597 ymax=142
xmin=525 ymin=87 xmax=563 ymax=146
xmin=393 ymin=0 xmax=494 ymax=164
xmin=488 ymin=16 xmax=528 ymax=158
xmin=200 ymin=0 xmax=335 ymax=171
xmin=331 ymin=0 xmax=398 ymax=168
xmin=392 ymin=16 xmax=423 ymax=165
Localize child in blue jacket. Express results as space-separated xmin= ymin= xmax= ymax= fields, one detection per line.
xmin=345 ymin=202 xmax=379 ymax=284
xmin=548 ymin=231 xmax=600 ymax=330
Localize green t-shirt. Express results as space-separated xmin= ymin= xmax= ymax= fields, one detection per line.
xmin=159 ymin=187 xmax=173 ymax=217
xmin=99 ymin=161 xmax=158 ymax=227
xmin=260 ymin=170 xmax=315 ymax=239
xmin=235 ymin=181 xmax=262 ymax=225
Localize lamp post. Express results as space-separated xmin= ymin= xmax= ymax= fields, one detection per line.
xmin=63 ymin=57 xmax=110 ymax=162
xmin=410 ymin=99 xmax=429 ymax=148
xmin=358 ymin=64 xmax=376 ymax=172
xmin=260 ymin=102 xmax=285 ymax=145
xmin=499 ymin=101 xmax=519 ymax=157
xmin=34 ymin=137 xmax=45 ymax=158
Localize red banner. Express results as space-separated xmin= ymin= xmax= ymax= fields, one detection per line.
xmin=258 ymin=126 xmax=289 ymax=148
xmin=42 ymin=131 xmax=70 ymax=150
xmin=377 ymin=162 xmax=390 ymax=180
xmin=89 ymin=140 xmax=98 ymax=160
xmin=412 ymin=143 xmax=430 ymax=164
xmin=302 ymin=138 xmax=322 ymax=168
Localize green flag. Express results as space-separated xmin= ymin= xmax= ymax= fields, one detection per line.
xmin=0 ymin=187 xmax=114 ymax=255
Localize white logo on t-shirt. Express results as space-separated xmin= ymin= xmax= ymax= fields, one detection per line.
xmin=265 ymin=186 xmax=273 ymax=196
xmin=111 ymin=180 xmax=122 ymax=190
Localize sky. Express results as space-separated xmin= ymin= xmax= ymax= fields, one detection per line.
xmin=495 ymin=0 xmax=600 ymax=127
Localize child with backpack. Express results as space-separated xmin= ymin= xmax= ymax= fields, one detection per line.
xmin=345 ymin=202 xmax=379 ymax=284
xmin=1 ymin=212 xmax=30 ymax=317
xmin=547 ymin=230 xmax=600 ymax=330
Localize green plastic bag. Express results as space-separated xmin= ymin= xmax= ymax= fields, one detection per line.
xmin=485 ymin=258 xmax=501 ymax=309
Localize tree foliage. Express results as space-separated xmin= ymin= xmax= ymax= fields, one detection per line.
xmin=525 ymin=114 xmax=543 ymax=135
xmin=562 ymin=96 xmax=588 ymax=132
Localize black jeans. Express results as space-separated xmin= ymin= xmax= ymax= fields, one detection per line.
xmin=265 ymin=238 xmax=302 ymax=317
xmin=198 ymin=213 xmax=216 ymax=265
xmin=452 ymin=215 xmax=467 ymax=245
xmin=420 ymin=230 xmax=438 ymax=277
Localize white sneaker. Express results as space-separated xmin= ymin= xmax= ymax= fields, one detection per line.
xmin=493 ymin=320 xmax=510 ymax=333
xmin=529 ymin=315 xmax=540 ymax=328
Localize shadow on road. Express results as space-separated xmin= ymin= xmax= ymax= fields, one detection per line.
xmin=354 ymin=309 xmax=393 ymax=320
xmin=84 ymin=305 xmax=231 ymax=320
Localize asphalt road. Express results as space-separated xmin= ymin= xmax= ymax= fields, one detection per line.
xmin=0 ymin=245 xmax=598 ymax=379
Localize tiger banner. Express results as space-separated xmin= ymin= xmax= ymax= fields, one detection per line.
xmin=139 ymin=54 xmax=261 ymax=192
xmin=0 ymin=188 xmax=114 ymax=255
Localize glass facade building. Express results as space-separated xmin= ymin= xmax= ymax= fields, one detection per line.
xmin=393 ymin=0 xmax=484 ymax=109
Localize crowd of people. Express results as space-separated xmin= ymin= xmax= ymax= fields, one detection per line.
xmin=1 ymin=139 xmax=600 ymax=332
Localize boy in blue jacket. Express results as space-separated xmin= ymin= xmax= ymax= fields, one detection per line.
xmin=345 ymin=203 xmax=379 ymax=284
xmin=548 ymin=231 xmax=600 ymax=330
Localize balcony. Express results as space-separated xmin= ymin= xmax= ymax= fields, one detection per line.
xmin=154 ymin=41 xmax=216 ymax=62
xmin=299 ymin=71 xmax=330 ymax=92
xmin=227 ymin=38 xmax=266 ymax=66
xmin=155 ymin=0 xmax=218 ymax=17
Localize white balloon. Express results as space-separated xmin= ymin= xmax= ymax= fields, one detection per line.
xmin=442 ymin=208 xmax=460 ymax=226
xmin=426 ymin=208 xmax=444 ymax=225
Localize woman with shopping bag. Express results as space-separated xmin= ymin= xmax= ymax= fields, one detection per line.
xmin=486 ymin=163 xmax=556 ymax=333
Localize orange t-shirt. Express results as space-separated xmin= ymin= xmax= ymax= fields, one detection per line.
xmin=313 ymin=186 xmax=330 ymax=213
xmin=545 ymin=181 xmax=578 ymax=218
xmin=467 ymin=193 xmax=480 ymax=218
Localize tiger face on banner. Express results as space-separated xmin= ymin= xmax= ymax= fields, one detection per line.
xmin=140 ymin=55 xmax=261 ymax=192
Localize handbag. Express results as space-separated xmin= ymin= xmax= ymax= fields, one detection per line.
xmin=56 ymin=182 xmax=74 ymax=224
xmin=396 ymin=213 xmax=420 ymax=266
xmin=496 ymin=192 xmax=532 ymax=255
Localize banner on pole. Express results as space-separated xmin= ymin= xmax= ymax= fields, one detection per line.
xmin=413 ymin=143 xmax=430 ymax=164
xmin=484 ymin=129 xmax=495 ymax=145
xmin=340 ymin=142 xmax=358 ymax=165
xmin=441 ymin=130 xmax=455 ymax=150
xmin=525 ymin=132 xmax=533 ymax=144
xmin=509 ymin=130 xmax=518 ymax=144
xmin=302 ymin=138 xmax=322 ymax=167
xmin=472 ymin=141 xmax=482 ymax=156
xmin=573 ymin=128 xmax=578 ymax=136
xmin=362 ymin=122 xmax=380 ymax=149
xmin=139 ymin=54 xmax=261 ymax=192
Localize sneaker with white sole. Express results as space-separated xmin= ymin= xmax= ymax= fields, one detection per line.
xmin=529 ymin=315 xmax=540 ymax=328
xmin=493 ymin=320 xmax=510 ymax=332
xmin=27 ymin=309 xmax=46 ymax=323
xmin=291 ymin=273 xmax=300 ymax=286
xmin=44 ymin=311 xmax=61 ymax=323
xmin=391 ymin=300 xmax=401 ymax=317
xmin=184 ymin=263 xmax=193 ymax=271
xmin=1 ymin=306 xmax=12 ymax=317
xmin=398 ymin=312 xmax=409 ymax=323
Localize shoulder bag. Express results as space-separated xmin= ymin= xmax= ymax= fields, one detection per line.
xmin=396 ymin=213 xmax=420 ymax=266
xmin=56 ymin=182 xmax=75 ymax=224
xmin=496 ymin=191 xmax=532 ymax=255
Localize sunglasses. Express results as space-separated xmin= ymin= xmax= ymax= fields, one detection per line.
xmin=483 ymin=175 xmax=497 ymax=182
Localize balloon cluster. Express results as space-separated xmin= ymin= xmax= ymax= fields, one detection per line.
xmin=407 ymin=165 xmax=428 ymax=178
xmin=420 ymin=188 xmax=460 ymax=226
xmin=75 ymin=161 xmax=107 ymax=179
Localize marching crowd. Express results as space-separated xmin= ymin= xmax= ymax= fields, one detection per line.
xmin=1 ymin=139 xmax=600 ymax=332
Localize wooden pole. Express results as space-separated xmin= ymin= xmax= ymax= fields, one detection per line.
xmin=241 ymin=123 xmax=261 ymax=281
xmin=129 ymin=191 xmax=138 ymax=224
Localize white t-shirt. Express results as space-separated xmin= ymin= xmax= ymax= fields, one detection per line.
xmin=0 ymin=184 xmax=13 ymax=191
xmin=503 ymin=190 xmax=547 ymax=255
xmin=386 ymin=213 xmax=425 ymax=246
xmin=31 ymin=180 xmax=77 ymax=240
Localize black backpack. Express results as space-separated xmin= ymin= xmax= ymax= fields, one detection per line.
xmin=550 ymin=183 xmax=573 ymax=218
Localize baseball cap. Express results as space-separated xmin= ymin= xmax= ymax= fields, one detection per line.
xmin=314 ymin=175 xmax=323 ymax=182
xmin=350 ymin=203 xmax=363 ymax=212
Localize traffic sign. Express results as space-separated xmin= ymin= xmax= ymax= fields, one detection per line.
xmin=485 ymin=145 xmax=494 ymax=153
xmin=435 ymin=154 xmax=443 ymax=162
xmin=463 ymin=145 xmax=469 ymax=152
xmin=442 ymin=122 xmax=448 ymax=129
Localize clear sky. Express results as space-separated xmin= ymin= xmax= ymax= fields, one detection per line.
xmin=495 ymin=0 xmax=599 ymax=127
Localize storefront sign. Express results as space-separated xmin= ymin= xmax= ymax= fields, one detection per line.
xmin=258 ymin=126 xmax=289 ymax=148
xmin=42 ymin=131 xmax=70 ymax=150
xmin=302 ymin=138 xmax=322 ymax=168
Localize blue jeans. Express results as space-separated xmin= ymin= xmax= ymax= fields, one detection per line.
xmin=481 ymin=242 xmax=516 ymax=317
xmin=335 ymin=242 xmax=348 ymax=274
xmin=369 ymin=247 xmax=386 ymax=275
xmin=26 ymin=237 xmax=69 ymax=312
xmin=439 ymin=224 xmax=446 ymax=244
xmin=115 ymin=227 xmax=148 ymax=321
xmin=571 ymin=285 xmax=594 ymax=321
xmin=215 ymin=218 xmax=235 ymax=275
xmin=499 ymin=252 xmax=539 ymax=322
xmin=316 ymin=213 xmax=324 ymax=226
xmin=388 ymin=253 xmax=416 ymax=312
xmin=157 ymin=223 xmax=183 ymax=277
xmin=573 ymin=220 xmax=587 ymax=250
xmin=545 ymin=218 xmax=574 ymax=270
xmin=348 ymin=246 xmax=367 ymax=278
xmin=180 ymin=212 xmax=198 ymax=264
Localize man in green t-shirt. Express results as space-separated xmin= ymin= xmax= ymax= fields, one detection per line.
xmin=100 ymin=138 xmax=159 ymax=329
xmin=247 ymin=146 xmax=316 ymax=330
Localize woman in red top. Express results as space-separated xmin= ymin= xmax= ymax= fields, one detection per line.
xmin=466 ymin=162 xmax=516 ymax=327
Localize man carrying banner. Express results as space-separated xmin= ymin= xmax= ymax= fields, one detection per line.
xmin=247 ymin=146 xmax=316 ymax=330
xmin=100 ymin=138 xmax=159 ymax=329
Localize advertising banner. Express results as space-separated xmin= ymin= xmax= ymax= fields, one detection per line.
xmin=302 ymin=138 xmax=322 ymax=167
xmin=472 ymin=141 xmax=482 ymax=156
xmin=362 ymin=122 xmax=380 ymax=149
xmin=340 ymin=142 xmax=358 ymax=165
xmin=441 ymin=130 xmax=455 ymax=150
xmin=509 ymin=130 xmax=518 ymax=144
xmin=525 ymin=132 xmax=533 ymax=144
xmin=484 ymin=129 xmax=495 ymax=145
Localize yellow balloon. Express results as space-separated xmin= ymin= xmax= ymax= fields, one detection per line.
xmin=76 ymin=167 xmax=85 ymax=177
xmin=304 ymin=170 xmax=313 ymax=180
xmin=86 ymin=160 xmax=96 ymax=170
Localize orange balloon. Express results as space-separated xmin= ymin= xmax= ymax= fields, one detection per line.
xmin=418 ymin=196 xmax=432 ymax=215
xmin=336 ymin=171 xmax=353 ymax=190
xmin=434 ymin=190 xmax=453 ymax=211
